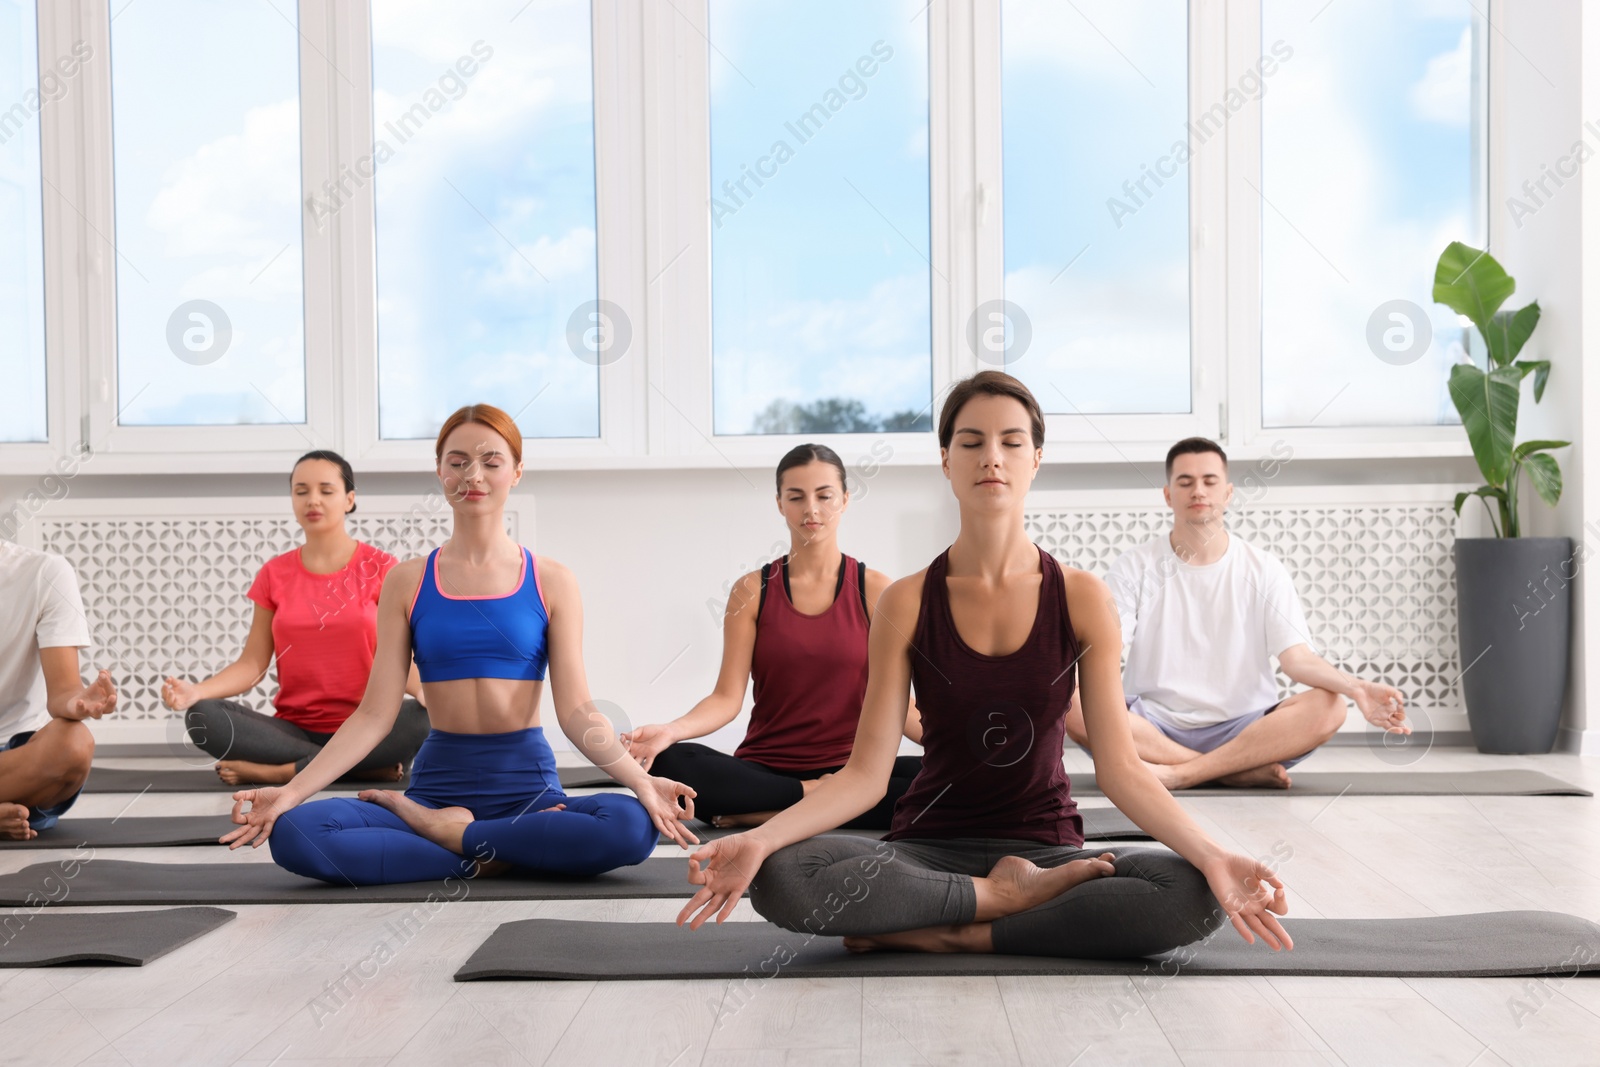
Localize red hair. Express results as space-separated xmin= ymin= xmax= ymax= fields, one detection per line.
xmin=434 ymin=404 xmax=524 ymax=466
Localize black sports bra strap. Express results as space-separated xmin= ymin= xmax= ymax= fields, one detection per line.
xmin=857 ymin=558 xmax=868 ymax=618
xmin=757 ymin=559 xmax=774 ymax=624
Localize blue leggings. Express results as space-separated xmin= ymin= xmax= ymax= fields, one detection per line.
xmin=269 ymin=727 xmax=658 ymax=886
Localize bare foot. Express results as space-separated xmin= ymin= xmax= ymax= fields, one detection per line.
xmin=843 ymin=924 xmax=987 ymax=954
xmin=0 ymin=802 xmax=35 ymax=841
xmin=799 ymin=773 xmax=835 ymax=795
xmin=344 ymin=762 xmax=406 ymax=783
xmin=358 ymin=789 xmax=474 ymax=854
xmin=215 ymin=760 xmax=295 ymax=786
xmin=974 ymin=852 xmax=1117 ymax=922
xmin=1213 ymin=763 xmax=1292 ymax=789
xmin=711 ymin=810 xmax=777 ymax=828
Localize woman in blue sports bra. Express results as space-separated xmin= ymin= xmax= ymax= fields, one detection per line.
xmin=220 ymin=404 xmax=698 ymax=883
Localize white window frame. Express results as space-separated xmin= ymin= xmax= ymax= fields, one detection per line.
xmin=338 ymin=0 xmax=647 ymax=472
xmin=1223 ymin=0 xmax=1484 ymax=462
xmin=0 ymin=0 xmax=78 ymax=475
xmin=974 ymin=0 xmax=1227 ymax=453
xmin=648 ymin=0 xmax=956 ymax=473
xmin=2 ymin=0 xmax=1486 ymax=479
xmin=73 ymin=0 xmax=339 ymax=467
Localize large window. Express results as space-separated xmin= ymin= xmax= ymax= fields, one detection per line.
xmin=1001 ymin=0 xmax=1190 ymax=416
xmin=1261 ymin=0 xmax=1486 ymax=427
xmin=372 ymin=1 xmax=599 ymax=441
xmin=708 ymin=0 xmax=932 ymax=436
xmin=0 ymin=1 xmax=1511 ymax=470
xmin=109 ymin=0 xmax=307 ymax=426
xmin=0 ymin=0 xmax=47 ymax=442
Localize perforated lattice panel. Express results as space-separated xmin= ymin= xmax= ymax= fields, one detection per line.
xmin=1025 ymin=503 xmax=1460 ymax=712
xmin=39 ymin=511 xmax=517 ymax=722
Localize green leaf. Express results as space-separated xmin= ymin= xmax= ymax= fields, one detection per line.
xmin=1433 ymin=242 xmax=1516 ymax=335
xmin=1512 ymin=439 xmax=1570 ymax=459
xmin=1451 ymin=488 xmax=1503 ymax=514
xmin=1522 ymin=452 xmax=1563 ymax=507
xmin=1453 ymin=486 xmax=1508 ymax=535
xmin=1516 ymin=359 xmax=1552 ymax=402
xmin=1485 ymin=302 xmax=1540 ymax=368
xmin=1447 ymin=362 xmax=1523 ymax=486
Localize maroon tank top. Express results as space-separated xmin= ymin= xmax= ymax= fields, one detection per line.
xmin=734 ymin=554 xmax=870 ymax=770
xmin=885 ymin=544 xmax=1084 ymax=846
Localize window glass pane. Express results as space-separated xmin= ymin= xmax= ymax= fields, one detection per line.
xmin=372 ymin=2 xmax=598 ymax=440
xmin=0 ymin=0 xmax=47 ymax=442
xmin=1262 ymin=0 xmax=1485 ymax=427
xmin=1002 ymin=0 xmax=1189 ymax=415
xmin=710 ymin=0 xmax=931 ymax=435
xmin=110 ymin=0 xmax=306 ymax=426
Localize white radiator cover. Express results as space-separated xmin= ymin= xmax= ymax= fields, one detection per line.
xmin=19 ymin=485 xmax=1479 ymax=742
xmin=18 ymin=496 xmax=530 ymax=741
xmin=1024 ymin=485 xmax=1476 ymax=737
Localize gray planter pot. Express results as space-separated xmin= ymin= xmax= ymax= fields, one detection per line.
xmin=1453 ymin=536 xmax=1573 ymax=754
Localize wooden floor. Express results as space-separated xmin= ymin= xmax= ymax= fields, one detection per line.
xmin=1 ymin=745 xmax=1597 ymax=1066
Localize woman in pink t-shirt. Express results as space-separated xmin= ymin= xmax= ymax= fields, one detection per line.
xmin=161 ymin=451 xmax=429 ymax=786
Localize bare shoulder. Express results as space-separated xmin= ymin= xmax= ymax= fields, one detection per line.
xmin=1059 ymin=565 xmax=1119 ymax=637
xmin=731 ymin=566 xmax=764 ymax=604
xmin=862 ymin=565 xmax=892 ymax=600
xmin=723 ymin=566 xmax=766 ymax=626
xmin=531 ymin=553 xmax=577 ymax=596
xmin=381 ymin=557 xmax=427 ymax=602
xmin=873 ymin=567 xmax=929 ymax=636
xmin=1058 ymin=563 xmax=1110 ymax=600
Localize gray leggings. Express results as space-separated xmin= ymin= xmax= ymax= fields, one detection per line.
xmin=184 ymin=698 xmax=430 ymax=775
xmin=749 ymin=834 xmax=1222 ymax=958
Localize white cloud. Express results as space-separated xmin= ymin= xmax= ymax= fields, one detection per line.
xmin=713 ymin=271 xmax=931 ymax=429
xmin=1257 ymin=20 xmax=1471 ymax=426
xmin=143 ymin=96 xmax=302 ymax=297
xmin=1002 ymin=0 xmax=1182 ymax=91
xmin=1409 ymin=26 xmax=1472 ymax=127
xmin=479 ymin=225 xmax=598 ymax=293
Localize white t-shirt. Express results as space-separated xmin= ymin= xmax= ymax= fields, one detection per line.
xmin=1105 ymin=531 xmax=1313 ymax=730
xmin=0 ymin=541 xmax=92 ymax=738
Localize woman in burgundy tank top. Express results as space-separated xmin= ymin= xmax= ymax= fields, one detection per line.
xmin=623 ymin=445 xmax=924 ymax=830
xmin=675 ymin=373 xmax=1295 ymax=961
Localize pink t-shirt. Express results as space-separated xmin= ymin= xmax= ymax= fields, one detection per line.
xmin=246 ymin=542 xmax=398 ymax=732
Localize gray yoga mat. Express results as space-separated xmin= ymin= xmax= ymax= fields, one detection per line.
xmin=660 ymin=807 xmax=1151 ymax=846
xmin=454 ymin=910 xmax=1600 ymax=981
xmin=81 ymin=764 xmax=611 ymax=794
xmin=1067 ymin=769 xmax=1591 ymax=797
xmin=0 ymin=857 xmax=701 ymax=906
xmin=0 ymin=907 xmax=235 ymax=967
xmin=0 ymin=816 xmax=237 ymax=850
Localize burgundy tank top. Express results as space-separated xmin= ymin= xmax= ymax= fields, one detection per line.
xmin=734 ymin=554 xmax=870 ymax=770
xmin=885 ymin=544 xmax=1084 ymax=846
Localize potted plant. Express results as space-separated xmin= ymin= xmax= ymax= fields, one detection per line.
xmin=1433 ymin=241 xmax=1571 ymax=754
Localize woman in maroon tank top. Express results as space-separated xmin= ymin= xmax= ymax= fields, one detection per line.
xmin=675 ymin=373 xmax=1295 ymax=961
xmin=623 ymin=445 xmax=923 ymax=830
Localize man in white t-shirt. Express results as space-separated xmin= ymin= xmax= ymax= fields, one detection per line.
xmin=0 ymin=540 xmax=118 ymax=838
xmin=1064 ymin=439 xmax=1410 ymax=789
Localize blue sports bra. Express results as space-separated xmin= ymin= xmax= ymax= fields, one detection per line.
xmin=408 ymin=546 xmax=550 ymax=683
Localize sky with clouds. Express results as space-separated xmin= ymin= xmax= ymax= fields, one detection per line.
xmin=709 ymin=0 xmax=932 ymax=435
xmin=110 ymin=0 xmax=306 ymax=427
xmin=1001 ymin=0 xmax=1478 ymax=427
xmin=372 ymin=0 xmax=598 ymax=440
